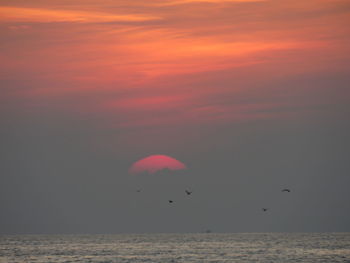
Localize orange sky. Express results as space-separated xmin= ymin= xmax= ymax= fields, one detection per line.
xmin=1 ymin=0 xmax=349 ymax=146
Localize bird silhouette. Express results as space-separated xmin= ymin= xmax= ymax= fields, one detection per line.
xmin=185 ymin=190 xmax=192 ymax=195
xmin=262 ymin=208 xmax=268 ymax=212
xmin=136 ymin=189 xmax=141 ymax=193
xmin=281 ymin=189 xmax=291 ymax=192
xmin=168 ymin=200 xmax=174 ymax=203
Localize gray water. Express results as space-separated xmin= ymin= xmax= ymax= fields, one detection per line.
xmin=1 ymin=233 xmax=349 ymax=262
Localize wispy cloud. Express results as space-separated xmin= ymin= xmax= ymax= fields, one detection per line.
xmin=0 ymin=6 xmax=161 ymax=23
xmin=1 ymin=0 xmax=349 ymax=133
xmin=156 ymin=0 xmax=266 ymax=6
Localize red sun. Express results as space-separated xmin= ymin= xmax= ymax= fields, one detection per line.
xmin=129 ymin=154 xmax=187 ymax=175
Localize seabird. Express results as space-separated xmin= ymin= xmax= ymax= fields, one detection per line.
xmin=185 ymin=190 xmax=192 ymax=195
xmin=262 ymin=208 xmax=268 ymax=212
xmin=281 ymin=189 xmax=291 ymax=192
xmin=168 ymin=200 xmax=174 ymax=203
xmin=136 ymin=189 xmax=141 ymax=193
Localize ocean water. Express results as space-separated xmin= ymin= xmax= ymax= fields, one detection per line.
xmin=0 ymin=233 xmax=349 ymax=262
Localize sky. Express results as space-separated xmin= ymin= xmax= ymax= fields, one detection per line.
xmin=0 ymin=0 xmax=350 ymax=234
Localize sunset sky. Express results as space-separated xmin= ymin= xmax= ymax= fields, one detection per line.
xmin=1 ymin=0 xmax=350 ymax=233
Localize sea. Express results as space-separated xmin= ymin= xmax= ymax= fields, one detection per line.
xmin=1 ymin=233 xmax=349 ymax=262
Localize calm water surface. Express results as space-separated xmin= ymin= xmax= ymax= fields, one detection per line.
xmin=1 ymin=233 xmax=349 ymax=262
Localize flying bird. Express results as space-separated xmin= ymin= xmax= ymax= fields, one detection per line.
xmin=262 ymin=208 xmax=268 ymax=212
xmin=281 ymin=189 xmax=291 ymax=192
xmin=168 ymin=200 xmax=174 ymax=203
xmin=136 ymin=189 xmax=141 ymax=193
xmin=185 ymin=190 xmax=192 ymax=195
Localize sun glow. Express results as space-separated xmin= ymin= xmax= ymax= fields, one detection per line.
xmin=129 ymin=155 xmax=187 ymax=175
